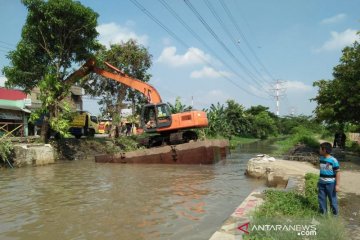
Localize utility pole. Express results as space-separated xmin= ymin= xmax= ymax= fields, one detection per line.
xmin=269 ymin=80 xmax=286 ymax=116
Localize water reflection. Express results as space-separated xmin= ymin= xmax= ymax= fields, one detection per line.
xmin=0 ymin=141 xmax=271 ymax=240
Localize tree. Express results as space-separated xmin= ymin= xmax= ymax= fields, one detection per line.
xmin=204 ymin=103 xmax=233 ymax=138
xmin=2 ymin=0 xmax=100 ymax=142
xmin=167 ymin=97 xmax=192 ymax=114
xmin=252 ymin=111 xmax=276 ymax=139
xmin=84 ymin=40 xmax=152 ymax=137
xmin=224 ymin=99 xmax=249 ymax=136
xmin=245 ymin=105 xmax=278 ymax=138
xmin=312 ymin=34 xmax=360 ymax=125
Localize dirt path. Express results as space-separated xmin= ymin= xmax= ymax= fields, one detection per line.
xmin=340 ymin=170 xmax=360 ymax=194
xmin=339 ymin=170 xmax=360 ymax=240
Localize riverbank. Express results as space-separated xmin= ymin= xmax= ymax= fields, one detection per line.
xmin=1 ymin=137 xmax=230 ymax=167
xmin=211 ymin=155 xmax=360 ymax=239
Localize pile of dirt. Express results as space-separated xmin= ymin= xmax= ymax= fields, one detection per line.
xmin=283 ymin=144 xmax=319 ymax=164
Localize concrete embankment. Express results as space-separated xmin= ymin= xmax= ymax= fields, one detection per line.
xmin=13 ymin=144 xmax=55 ymax=167
xmin=7 ymin=139 xmax=229 ymax=167
xmin=95 ymin=139 xmax=229 ymax=164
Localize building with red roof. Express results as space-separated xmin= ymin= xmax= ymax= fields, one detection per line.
xmin=0 ymin=87 xmax=27 ymax=100
xmin=0 ymin=86 xmax=84 ymax=138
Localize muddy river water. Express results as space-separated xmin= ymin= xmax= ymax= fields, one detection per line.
xmin=0 ymin=141 xmax=276 ymax=240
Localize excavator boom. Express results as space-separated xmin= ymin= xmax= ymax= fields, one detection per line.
xmin=69 ymin=58 xmax=208 ymax=147
xmin=69 ymin=59 xmax=162 ymax=103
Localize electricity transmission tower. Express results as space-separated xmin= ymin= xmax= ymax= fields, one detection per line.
xmin=269 ymin=80 xmax=286 ymax=116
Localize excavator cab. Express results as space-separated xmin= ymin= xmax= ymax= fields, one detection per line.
xmin=141 ymin=103 xmax=172 ymax=132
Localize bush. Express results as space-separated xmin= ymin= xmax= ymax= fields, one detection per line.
xmin=114 ymin=136 xmax=143 ymax=152
xmin=0 ymin=139 xmax=14 ymax=167
xmin=296 ymin=135 xmax=319 ymax=149
xmin=274 ymin=127 xmax=319 ymax=155
xmin=346 ymin=140 xmax=360 ymax=154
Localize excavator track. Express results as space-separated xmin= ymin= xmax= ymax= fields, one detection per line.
xmin=145 ymin=130 xmax=198 ymax=148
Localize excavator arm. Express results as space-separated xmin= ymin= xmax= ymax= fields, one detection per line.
xmin=66 ymin=59 xmax=162 ymax=103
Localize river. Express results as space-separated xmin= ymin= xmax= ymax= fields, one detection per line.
xmin=0 ymin=141 xmax=276 ymax=240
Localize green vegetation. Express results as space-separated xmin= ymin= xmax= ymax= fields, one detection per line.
xmin=84 ymin=39 xmax=152 ymax=121
xmin=312 ymin=33 xmax=360 ymax=125
xmin=255 ymin=174 xmax=319 ymax=218
xmin=229 ymin=136 xmax=259 ymax=148
xmin=274 ymin=126 xmax=320 ymax=155
xmin=0 ymin=139 xmax=14 ymax=167
xmin=3 ymin=0 xmax=100 ymax=142
xmin=202 ymin=100 xmax=322 ymax=148
xmin=245 ymin=173 xmax=347 ymax=240
xmin=114 ymin=135 xmax=144 ymax=152
xmin=1 ymin=0 xmax=358 ymax=152
xmin=167 ymin=97 xmax=193 ymax=114
xmin=204 ymin=101 xmax=278 ymax=140
xmin=346 ymin=140 xmax=360 ymax=154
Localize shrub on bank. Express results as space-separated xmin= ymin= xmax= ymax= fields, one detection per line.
xmin=275 ymin=127 xmax=320 ymax=155
xmin=114 ymin=135 xmax=143 ymax=152
xmin=346 ymin=140 xmax=360 ymax=154
xmin=0 ymin=139 xmax=14 ymax=167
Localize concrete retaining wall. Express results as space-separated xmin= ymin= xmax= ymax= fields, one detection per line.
xmin=13 ymin=144 xmax=55 ymax=167
xmin=209 ymin=188 xmax=265 ymax=240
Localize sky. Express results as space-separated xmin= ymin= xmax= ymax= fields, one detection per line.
xmin=0 ymin=0 xmax=359 ymax=116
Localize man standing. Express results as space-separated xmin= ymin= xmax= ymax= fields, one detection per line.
xmin=318 ymin=142 xmax=340 ymax=215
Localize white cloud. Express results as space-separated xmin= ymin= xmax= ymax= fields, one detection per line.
xmin=96 ymin=22 xmax=148 ymax=48
xmin=249 ymin=80 xmax=312 ymax=99
xmin=190 ymin=66 xmax=232 ymax=79
xmin=157 ymin=46 xmax=211 ymax=67
xmin=320 ymin=13 xmax=347 ymax=24
xmin=0 ymin=76 xmax=7 ymax=87
xmin=284 ymin=81 xmax=312 ymax=92
xmin=317 ymin=29 xmax=358 ymax=52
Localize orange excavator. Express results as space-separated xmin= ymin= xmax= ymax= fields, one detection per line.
xmin=70 ymin=59 xmax=208 ymax=147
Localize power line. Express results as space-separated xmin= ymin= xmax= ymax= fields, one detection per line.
xmin=129 ymin=0 xmax=269 ymax=100
xmin=203 ymin=0 xmax=271 ymax=88
xmin=158 ymin=0 xmax=249 ymax=85
xmin=220 ymin=1 xmax=276 ymax=81
xmin=0 ymin=45 xmax=13 ymax=51
xmin=232 ymin=0 xmax=262 ymax=51
xmin=0 ymin=40 xmax=16 ymax=47
xmin=184 ymin=0 xmax=266 ymax=89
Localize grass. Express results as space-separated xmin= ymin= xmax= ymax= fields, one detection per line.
xmin=203 ymin=135 xmax=259 ymax=149
xmin=244 ymin=173 xmax=348 ymax=240
xmin=229 ymin=136 xmax=259 ymax=148
xmin=346 ymin=140 xmax=360 ymax=154
xmin=273 ymin=127 xmax=320 ymax=155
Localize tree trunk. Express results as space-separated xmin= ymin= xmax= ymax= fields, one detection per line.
xmin=40 ymin=116 xmax=49 ymax=143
